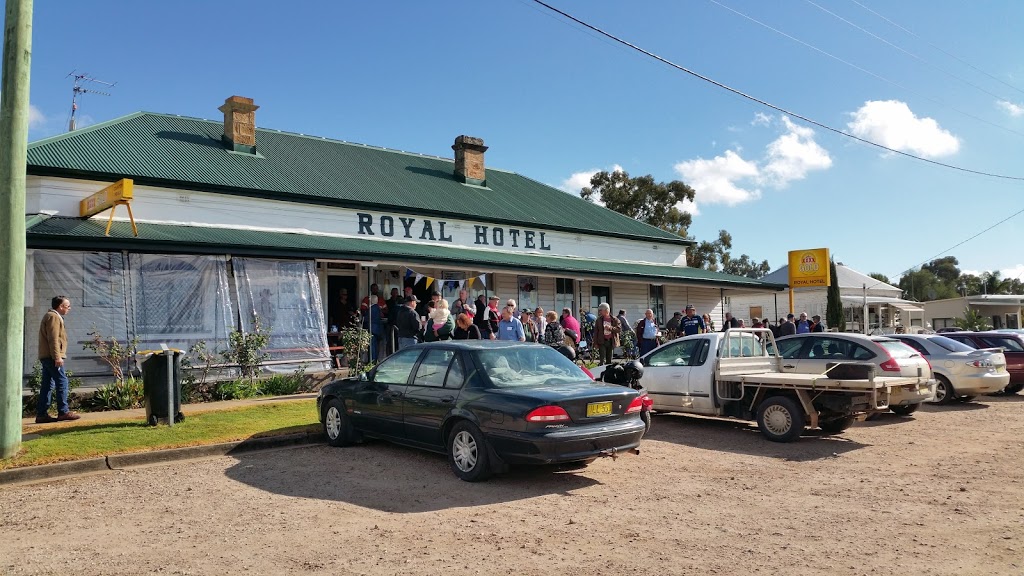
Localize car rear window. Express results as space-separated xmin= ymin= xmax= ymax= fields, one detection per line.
xmin=980 ymin=337 xmax=1024 ymax=352
xmin=929 ymin=336 xmax=977 ymax=353
xmin=477 ymin=346 xmax=589 ymax=387
xmin=877 ymin=340 xmax=918 ymax=359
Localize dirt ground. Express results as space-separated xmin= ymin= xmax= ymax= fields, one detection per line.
xmin=2 ymin=395 xmax=1023 ymax=576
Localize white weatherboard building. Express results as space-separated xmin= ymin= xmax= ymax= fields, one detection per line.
xmin=22 ymin=96 xmax=784 ymax=382
xmin=922 ymin=295 xmax=1023 ymax=330
xmin=727 ymin=263 xmax=925 ymax=332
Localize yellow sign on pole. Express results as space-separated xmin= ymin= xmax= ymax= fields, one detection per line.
xmin=79 ymin=179 xmax=138 ymax=237
xmin=788 ymin=248 xmax=831 ymax=288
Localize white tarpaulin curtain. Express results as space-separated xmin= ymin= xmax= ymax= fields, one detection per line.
xmin=24 ymin=250 xmax=329 ymax=381
xmin=24 ymin=250 xmax=131 ymax=376
xmin=127 ymin=253 xmax=237 ymax=359
xmin=231 ymin=257 xmax=329 ymax=369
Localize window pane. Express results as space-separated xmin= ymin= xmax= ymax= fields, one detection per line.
xmin=446 ymin=355 xmax=466 ymax=389
xmin=375 ymin=349 xmax=420 ymax=385
xmin=556 ymin=278 xmax=575 ymax=315
xmin=930 ymin=336 xmax=977 ymax=353
xmin=648 ymin=340 xmax=700 ymax=366
xmin=648 ymin=285 xmax=665 ymax=323
xmin=413 ymin=349 xmax=455 ymax=388
xmin=980 ymin=337 xmax=1024 ymax=352
xmin=778 ymin=339 xmax=805 ymax=359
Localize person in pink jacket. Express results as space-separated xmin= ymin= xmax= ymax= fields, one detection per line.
xmin=560 ymin=307 xmax=581 ymax=344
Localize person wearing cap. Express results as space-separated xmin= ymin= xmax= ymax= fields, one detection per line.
xmin=810 ymin=314 xmax=826 ymax=333
xmin=395 ymin=295 xmax=422 ymax=350
xmin=479 ymin=295 xmax=501 ymax=340
xmin=680 ymin=305 xmax=706 ymax=337
xmin=779 ymin=314 xmax=797 ymax=336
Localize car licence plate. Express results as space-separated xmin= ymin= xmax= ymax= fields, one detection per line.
xmin=996 ymin=365 xmax=1006 ymax=373
xmin=587 ymin=401 xmax=613 ymax=417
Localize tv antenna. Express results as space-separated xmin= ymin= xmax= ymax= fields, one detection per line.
xmin=66 ymin=70 xmax=116 ymax=131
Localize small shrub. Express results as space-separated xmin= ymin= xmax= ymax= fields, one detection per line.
xmin=84 ymin=377 xmax=145 ymax=411
xmin=337 ymin=328 xmax=371 ymax=370
xmin=23 ymin=361 xmax=84 ymax=416
xmin=83 ymin=331 xmax=139 ymax=384
xmin=181 ymin=340 xmax=222 ymax=404
xmin=214 ymin=379 xmax=262 ymax=400
xmin=221 ymin=319 xmax=271 ymax=385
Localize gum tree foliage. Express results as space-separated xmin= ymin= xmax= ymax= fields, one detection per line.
xmin=580 ymin=171 xmax=771 ymax=278
xmin=868 ymin=273 xmax=890 ymax=285
xmin=827 ymin=259 xmax=844 ymax=332
xmin=688 ymin=230 xmax=771 ymax=279
xmin=580 ymin=170 xmax=694 ymax=236
xmin=897 ymin=256 xmax=1023 ymax=301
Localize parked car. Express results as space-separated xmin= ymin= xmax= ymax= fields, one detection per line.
xmin=774 ymin=333 xmax=935 ymax=415
xmin=939 ymin=332 xmax=1024 ymax=394
xmin=887 ymin=334 xmax=1009 ymax=404
xmin=317 ymin=341 xmax=646 ymax=481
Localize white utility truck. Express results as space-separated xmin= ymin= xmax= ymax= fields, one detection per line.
xmin=619 ymin=329 xmax=933 ymax=442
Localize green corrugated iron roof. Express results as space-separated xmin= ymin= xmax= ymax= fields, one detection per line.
xmin=26 ymin=217 xmax=783 ymax=290
xmin=26 ymin=112 xmax=691 ymax=246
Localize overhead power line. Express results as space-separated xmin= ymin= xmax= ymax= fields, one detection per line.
xmin=708 ymin=0 xmax=1024 ymax=140
xmin=527 ymin=0 xmax=1024 ymax=182
xmin=803 ymin=0 xmax=1012 ymax=104
xmin=848 ymin=0 xmax=1024 ymax=99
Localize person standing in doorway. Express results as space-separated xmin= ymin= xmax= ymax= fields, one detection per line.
xmin=396 ymin=295 xmax=421 ymax=350
xmin=36 ymin=296 xmax=81 ymax=423
xmin=635 ymin=309 xmax=661 ymax=356
xmin=592 ymin=303 xmax=620 ymax=365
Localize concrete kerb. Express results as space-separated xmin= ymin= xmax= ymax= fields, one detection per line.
xmin=0 ymin=429 xmax=325 ymax=486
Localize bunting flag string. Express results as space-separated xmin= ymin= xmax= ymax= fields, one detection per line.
xmin=402 ymin=267 xmax=488 ymax=291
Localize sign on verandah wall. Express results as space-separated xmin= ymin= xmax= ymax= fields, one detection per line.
xmin=788 ymin=248 xmax=831 ymax=288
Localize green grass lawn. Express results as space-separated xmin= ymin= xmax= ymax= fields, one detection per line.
xmin=2 ymin=400 xmax=320 ymax=470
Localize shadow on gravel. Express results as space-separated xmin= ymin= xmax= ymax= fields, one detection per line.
xmin=223 ymin=440 xmax=602 ymax=512
xmin=643 ymin=413 xmax=867 ymax=461
xmin=983 ymin=393 xmax=1024 ymax=403
xmin=920 ymin=402 xmax=990 ymax=413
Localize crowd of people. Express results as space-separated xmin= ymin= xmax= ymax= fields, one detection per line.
xmin=341 ymin=283 xmax=827 ymax=365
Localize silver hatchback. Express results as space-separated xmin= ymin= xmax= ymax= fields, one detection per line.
xmin=888 ymin=334 xmax=1009 ymax=404
xmin=775 ymin=333 xmax=935 ymax=415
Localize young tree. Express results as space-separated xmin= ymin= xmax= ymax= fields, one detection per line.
xmin=826 ymin=259 xmax=844 ymax=332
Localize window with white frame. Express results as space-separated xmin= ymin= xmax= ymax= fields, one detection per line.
xmin=555 ymin=278 xmax=575 ymax=314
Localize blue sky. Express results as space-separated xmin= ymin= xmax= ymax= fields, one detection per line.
xmin=13 ymin=0 xmax=1024 ymax=283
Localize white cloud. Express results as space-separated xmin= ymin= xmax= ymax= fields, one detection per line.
xmin=557 ymin=164 xmax=624 ymax=196
xmin=1001 ymin=264 xmax=1024 ymax=280
xmin=997 ymin=100 xmax=1024 ymax=117
xmin=28 ymin=104 xmax=45 ymax=128
xmin=674 ymin=115 xmax=831 ymax=207
xmin=678 ymin=198 xmax=699 ymax=216
xmin=674 ymin=150 xmax=761 ymax=207
xmin=847 ymin=100 xmax=959 ymax=158
xmin=761 ymin=116 xmax=833 ymax=187
xmin=751 ymin=112 xmax=772 ymax=127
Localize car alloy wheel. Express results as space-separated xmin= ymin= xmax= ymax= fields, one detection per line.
xmin=325 ymin=405 xmax=342 ymax=440
xmin=447 ymin=421 xmax=492 ymax=481
xmin=451 ymin=430 xmax=478 ymax=472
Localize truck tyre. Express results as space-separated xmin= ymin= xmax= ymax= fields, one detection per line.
xmin=756 ymin=396 xmax=805 ymax=443
xmin=933 ymin=375 xmax=955 ymax=405
xmin=819 ymin=416 xmax=855 ymax=435
xmin=890 ymin=403 xmax=920 ymax=416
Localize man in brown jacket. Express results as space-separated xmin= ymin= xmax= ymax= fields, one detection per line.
xmin=37 ymin=295 xmax=80 ymax=423
xmin=592 ymin=303 xmax=620 ymax=366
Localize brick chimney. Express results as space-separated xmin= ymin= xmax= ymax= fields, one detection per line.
xmin=219 ymin=96 xmax=260 ymax=154
xmin=452 ymin=135 xmax=488 ymax=186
